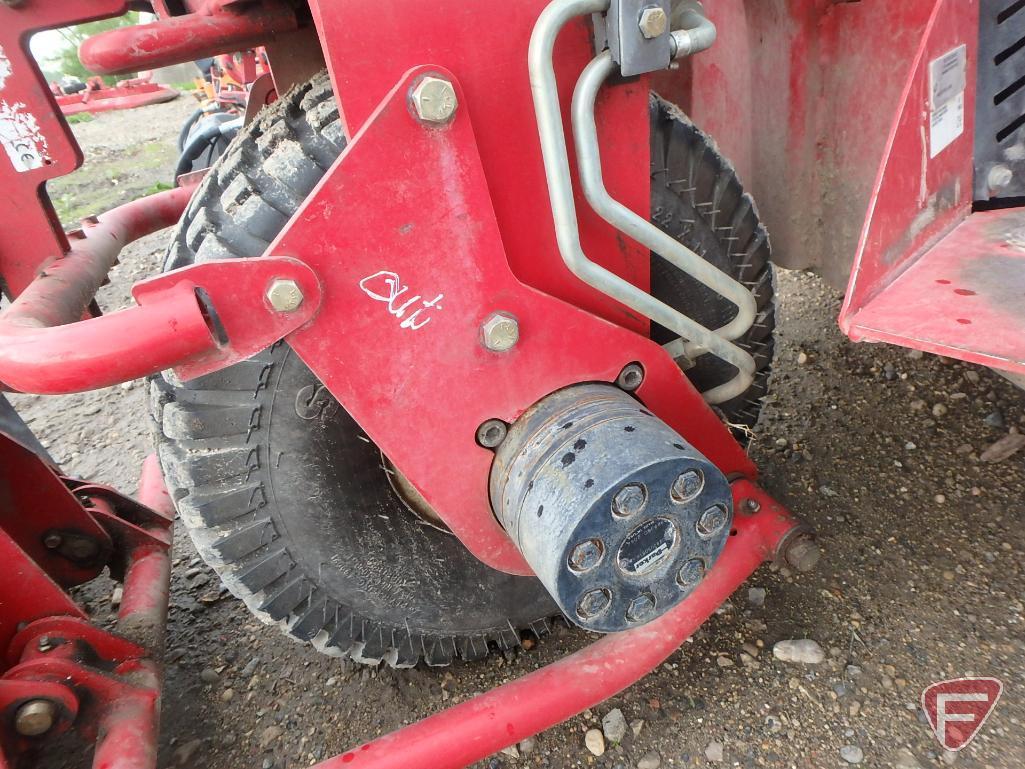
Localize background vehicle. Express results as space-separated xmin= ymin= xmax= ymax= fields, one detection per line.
xmin=0 ymin=1 xmax=1019 ymax=768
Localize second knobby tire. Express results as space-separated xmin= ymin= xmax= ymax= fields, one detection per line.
xmin=152 ymin=72 xmax=775 ymax=667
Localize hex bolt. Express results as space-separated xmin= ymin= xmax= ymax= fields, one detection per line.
xmin=695 ymin=504 xmax=728 ymax=539
xmin=266 ymin=279 xmax=304 ymax=313
xmin=612 ymin=483 xmax=647 ymax=517
xmin=42 ymin=533 xmax=62 ymax=549
xmin=638 ymin=6 xmax=668 ymax=39
xmin=476 ymin=419 xmax=508 ymax=448
xmin=784 ymin=535 xmax=821 ymax=572
xmin=988 ymin=164 xmax=1014 ymax=191
xmin=676 ymin=558 xmax=705 ymax=588
xmin=37 ymin=636 xmax=55 ymax=652
xmin=14 ymin=699 xmax=56 ymax=737
xmin=568 ymin=539 xmax=604 ymax=572
xmin=626 ymin=592 xmax=656 ymax=623
xmin=615 ymin=363 xmax=644 ymax=391
xmin=670 ymin=469 xmax=704 ymax=503
xmin=411 ymin=76 xmax=458 ymax=124
xmin=481 ymin=311 xmax=519 ymax=352
xmin=742 ymin=498 xmax=761 ymax=514
xmin=576 ymin=588 xmax=612 ymax=619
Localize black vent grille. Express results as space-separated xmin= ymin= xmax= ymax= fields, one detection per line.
xmin=975 ymin=0 xmax=1025 ymax=200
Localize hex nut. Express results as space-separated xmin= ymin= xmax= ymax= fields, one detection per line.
xmin=670 ymin=469 xmax=704 ymax=503
xmin=14 ymin=700 xmax=56 ymax=737
xmin=695 ymin=504 xmax=728 ymax=539
xmin=411 ymin=76 xmax=458 ymax=124
xmin=638 ymin=6 xmax=668 ymax=39
xmin=266 ymin=279 xmax=303 ymax=313
xmin=676 ymin=558 xmax=705 ymax=588
xmin=576 ymin=588 xmax=612 ymax=619
xmin=626 ymin=592 xmax=656 ymax=622
xmin=481 ymin=311 xmax=519 ymax=352
xmin=568 ymin=539 xmax=604 ymax=572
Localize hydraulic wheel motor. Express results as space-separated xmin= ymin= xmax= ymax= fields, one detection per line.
xmin=490 ymin=384 xmax=734 ymax=632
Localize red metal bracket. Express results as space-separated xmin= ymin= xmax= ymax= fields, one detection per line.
xmin=259 ymin=66 xmax=753 ymax=574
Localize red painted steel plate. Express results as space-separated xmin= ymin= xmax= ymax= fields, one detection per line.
xmin=308 ymin=0 xmax=652 ymax=334
xmin=267 ymin=68 xmax=753 ymax=575
xmin=846 ymin=208 xmax=1025 ymax=375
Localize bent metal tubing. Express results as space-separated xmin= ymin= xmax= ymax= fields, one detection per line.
xmin=312 ymin=481 xmax=801 ymax=769
xmin=0 ymin=187 xmax=217 ymax=394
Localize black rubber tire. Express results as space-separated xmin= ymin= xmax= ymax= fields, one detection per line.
xmin=649 ymin=95 xmax=775 ymax=436
xmin=152 ymin=73 xmax=774 ymax=667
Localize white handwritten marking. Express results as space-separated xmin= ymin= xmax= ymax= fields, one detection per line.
xmin=0 ymin=100 xmax=50 ymax=172
xmin=359 ymin=270 xmax=443 ymax=330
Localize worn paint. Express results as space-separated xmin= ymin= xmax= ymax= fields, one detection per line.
xmin=0 ymin=45 xmax=12 ymax=91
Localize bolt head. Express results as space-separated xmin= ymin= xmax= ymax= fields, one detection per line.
xmin=14 ymin=699 xmax=56 ymax=737
xmin=568 ymin=539 xmax=604 ymax=572
xmin=481 ymin=311 xmax=519 ymax=352
xmin=670 ymin=469 xmax=704 ymax=503
xmin=411 ymin=76 xmax=458 ymax=124
xmin=576 ymin=588 xmax=612 ymax=619
xmin=42 ymin=533 xmax=62 ymax=549
xmin=615 ymin=363 xmax=644 ymax=391
xmin=626 ymin=592 xmax=656 ymax=622
xmin=476 ymin=419 xmax=508 ymax=448
xmin=266 ymin=279 xmax=304 ymax=313
xmin=676 ymin=558 xmax=705 ymax=588
xmin=638 ymin=6 xmax=668 ymax=39
xmin=696 ymin=504 xmax=728 ymax=539
xmin=988 ymin=164 xmax=1014 ymax=190
xmin=612 ymin=483 xmax=647 ymax=517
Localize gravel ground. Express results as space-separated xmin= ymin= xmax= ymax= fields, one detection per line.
xmin=11 ymin=99 xmax=1025 ymax=769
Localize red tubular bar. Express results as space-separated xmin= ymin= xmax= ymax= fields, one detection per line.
xmin=79 ymin=1 xmax=298 ymax=76
xmin=0 ymin=188 xmax=219 ymax=395
xmin=314 ymin=482 xmax=799 ymax=769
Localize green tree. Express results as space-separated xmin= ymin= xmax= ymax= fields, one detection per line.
xmin=43 ymin=13 xmax=141 ymax=83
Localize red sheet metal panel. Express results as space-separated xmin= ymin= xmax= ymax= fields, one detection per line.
xmin=307 ymin=0 xmax=652 ymax=334
xmin=268 ymin=66 xmax=754 ymax=575
xmin=845 ymin=208 xmax=1025 ymax=375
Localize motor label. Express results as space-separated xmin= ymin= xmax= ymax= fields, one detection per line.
xmin=929 ymin=45 xmax=967 ymax=159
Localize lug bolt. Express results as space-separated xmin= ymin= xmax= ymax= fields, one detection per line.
xmin=411 ymin=76 xmax=458 ymax=124
xmin=784 ymin=535 xmax=821 ymax=572
xmin=670 ymin=469 xmax=704 ymax=503
xmin=615 ymin=363 xmax=644 ymax=392
xmin=626 ymin=592 xmax=656 ymax=623
xmin=476 ymin=419 xmax=508 ymax=448
xmin=568 ymin=539 xmax=604 ymax=572
xmin=266 ymin=278 xmax=304 ymax=313
xmin=42 ymin=533 xmax=62 ymax=549
xmin=695 ymin=504 xmax=728 ymax=539
xmin=481 ymin=311 xmax=519 ymax=352
xmin=638 ymin=6 xmax=668 ymax=39
xmin=676 ymin=557 xmax=705 ymax=588
xmin=612 ymin=483 xmax=647 ymax=517
xmin=576 ymin=588 xmax=612 ymax=619
xmin=14 ymin=699 xmax=56 ymax=737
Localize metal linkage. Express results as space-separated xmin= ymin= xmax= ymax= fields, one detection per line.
xmin=0 ymin=452 xmax=173 ymax=769
xmin=529 ymin=0 xmax=756 ymax=404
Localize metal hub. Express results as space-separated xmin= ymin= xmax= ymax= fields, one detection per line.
xmin=490 ymin=384 xmax=734 ymax=632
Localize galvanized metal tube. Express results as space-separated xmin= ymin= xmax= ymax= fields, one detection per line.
xmin=528 ymin=0 xmax=753 ymax=403
xmin=669 ymin=0 xmax=717 ymax=57
xmin=572 ymin=51 xmax=755 ymax=343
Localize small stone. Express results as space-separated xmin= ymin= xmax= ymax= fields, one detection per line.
xmin=638 ymin=750 xmax=663 ymax=769
xmin=907 ymin=349 xmax=924 ymax=360
xmin=120 ymin=380 xmax=134 ymax=390
xmin=880 ymin=674 xmax=895 ymax=690
xmin=518 ymin=736 xmax=537 ymax=756
xmin=747 ymin=587 xmax=766 ymax=607
xmin=772 ymin=639 xmax=825 ymax=664
xmin=716 ymin=655 xmax=734 ymax=668
xmin=910 ymin=399 xmax=926 ymax=411
xmin=932 ymin=403 xmax=948 ymax=417
xmin=984 ymin=410 xmax=1005 ymax=428
xmin=797 ymin=351 xmax=808 ymax=365
xmin=980 ymin=433 xmax=1025 ymax=463
xmin=630 ymin=719 xmax=644 ymax=737
xmin=259 ymin=725 xmax=284 ymax=749
xmin=221 ymin=688 xmax=235 ymax=702
xmin=964 ymin=370 xmax=980 ymax=384
xmin=584 ymin=728 xmax=605 ymax=756
xmin=845 ymin=664 xmax=863 ymax=678
xmin=839 ymin=744 xmax=864 ymax=764
xmin=893 ymin=747 xmax=924 ymax=769
xmin=764 ymin=715 xmax=782 ymax=733
xmin=704 ymin=740 xmax=724 ymax=763
xmin=934 ymin=494 xmax=946 ymax=504
xmin=904 ymin=441 xmax=917 ymax=450
xmin=941 ymin=749 xmax=957 ymax=765
xmin=602 ymin=708 xmax=628 ymax=744
xmin=110 ymin=586 xmax=123 ymax=608
xmin=500 ymin=745 xmax=520 ymax=758
xmin=262 ymin=759 xmax=274 ymax=769
xmin=849 ymin=700 xmax=861 ymax=717
xmin=742 ymin=642 xmax=760 ymax=658
xmin=199 ymin=668 xmax=219 ymax=684
xmin=242 ymin=657 xmax=260 ymax=676
xmin=173 ymin=739 xmax=203 ymax=766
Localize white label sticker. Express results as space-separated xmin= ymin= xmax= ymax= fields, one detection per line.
xmin=930 ymin=44 xmax=967 ymax=109
xmin=930 ymin=91 xmax=965 ymax=159
xmin=0 ymin=100 xmax=50 ymax=172
xmin=0 ymin=45 xmax=11 ymax=91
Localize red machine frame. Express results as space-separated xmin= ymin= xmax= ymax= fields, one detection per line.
xmin=0 ymin=0 xmax=1008 ymax=767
